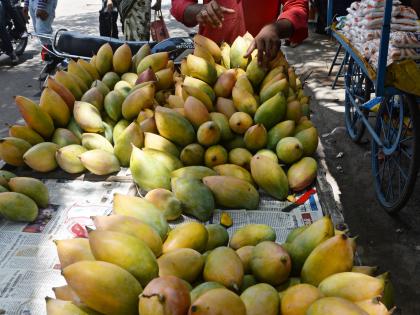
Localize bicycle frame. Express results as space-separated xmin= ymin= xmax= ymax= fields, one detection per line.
xmin=327 ymin=0 xmax=396 ymax=148
xmin=327 ymin=0 xmax=392 ymax=96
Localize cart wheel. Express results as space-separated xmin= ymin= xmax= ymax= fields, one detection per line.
xmin=371 ymin=94 xmax=420 ymax=213
xmin=344 ymin=57 xmax=372 ymax=143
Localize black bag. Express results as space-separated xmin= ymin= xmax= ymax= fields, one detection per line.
xmin=99 ymin=8 xmax=119 ymax=39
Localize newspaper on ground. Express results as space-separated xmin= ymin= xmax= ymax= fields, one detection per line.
xmin=0 ymin=178 xmax=323 ymax=315
xmin=0 ymin=179 xmax=133 ymax=315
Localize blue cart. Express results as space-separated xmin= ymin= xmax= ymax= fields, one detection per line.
xmin=327 ymin=0 xmax=420 ymax=213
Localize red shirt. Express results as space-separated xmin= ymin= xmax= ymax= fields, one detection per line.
xmin=171 ymin=0 xmax=309 ymax=44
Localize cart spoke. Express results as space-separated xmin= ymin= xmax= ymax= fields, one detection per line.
xmin=379 ymin=155 xmax=387 ymax=189
xmin=389 ymin=157 xmax=394 ymax=198
xmin=385 ymin=102 xmax=394 ymax=141
xmin=400 ymin=145 xmax=412 ymax=159
xmin=400 ymin=135 xmax=413 ymax=144
xmin=380 ymin=117 xmax=387 ymax=143
xmin=391 ymin=154 xmax=408 ymax=181
xmin=401 ymin=118 xmax=413 ymax=141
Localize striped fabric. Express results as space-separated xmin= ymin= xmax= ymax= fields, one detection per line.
xmin=24 ymin=0 xmax=49 ymax=10
xmin=123 ymin=0 xmax=152 ymax=40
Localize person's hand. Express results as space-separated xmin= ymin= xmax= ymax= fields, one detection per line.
xmin=106 ymin=0 xmax=113 ymax=12
xmin=244 ymin=23 xmax=281 ymax=68
xmin=36 ymin=9 xmax=49 ymax=20
xmin=22 ymin=6 xmax=29 ymax=22
xmin=196 ymin=0 xmax=235 ymax=29
xmin=151 ymin=0 xmax=161 ymax=11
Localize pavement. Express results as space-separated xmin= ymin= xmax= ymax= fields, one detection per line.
xmin=283 ymin=33 xmax=420 ymax=314
xmin=0 ymin=1 xmax=419 ymax=313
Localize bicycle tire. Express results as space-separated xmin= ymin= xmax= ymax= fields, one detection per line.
xmin=371 ymin=94 xmax=420 ymax=213
xmin=344 ymin=57 xmax=371 ymax=143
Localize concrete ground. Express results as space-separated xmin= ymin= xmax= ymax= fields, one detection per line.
xmin=283 ymin=32 xmax=420 ymax=314
xmin=0 ymin=1 xmax=419 ymax=313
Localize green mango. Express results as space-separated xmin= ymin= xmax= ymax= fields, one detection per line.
xmin=205 ymin=224 xmax=229 ymax=250
xmin=0 ymin=192 xmax=38 ymax=222
xmin=172 ymin=177 xmax=214 ymax=222
xmin=267 ymin=120 xmax=295 ymax=150
xmin=230 ymin=224 xmax=276 ymax=250
xmin=155 ymin=106 xmax=196 ymax=147
xmin=113 ymin=193 xmax=169 ymax=239
xmin=240 ymin=283 xmax=280 ymax=315
xmin=158 ymin=248 xmax=204 ymax=283
xmin=254 ymin=93 xmax=287 ymax=129
xmin=190 ymin=282 xmax=224 ymax=303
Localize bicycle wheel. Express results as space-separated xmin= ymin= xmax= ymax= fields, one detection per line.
xmin=371 ymin=94 xmax=420 ymax=213
xmin=344 ymin=57 xmax=372 ymax=143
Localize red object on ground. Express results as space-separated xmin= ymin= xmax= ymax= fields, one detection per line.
xmin=171 ymin=0 xmax=309 ymax=44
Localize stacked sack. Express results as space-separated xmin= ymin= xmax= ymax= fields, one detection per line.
xmin=340 ymin=0 xmax=420 ymax=68
xmin=48 ymin=212 xmax=396 ymax=315
xmin=0 ymin=33 xmax=319 ymax=221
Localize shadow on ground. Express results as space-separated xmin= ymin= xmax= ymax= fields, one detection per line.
xmin=0 ymin=5 xmax=194 ymax=138
xmin=284 ymin=30 xmax=420 ymax=315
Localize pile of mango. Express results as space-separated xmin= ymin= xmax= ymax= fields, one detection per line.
xmin=0 ymin=170 xmax=49 ymax=221
xmin=48 ymin=205 xmax=394 ymax=315
xmin=0 ymin=33 xmax=318 ymax=213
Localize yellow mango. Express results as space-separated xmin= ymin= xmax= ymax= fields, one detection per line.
xmin=158 ymin=248 xmax=204 ymax=283
xmin=63 ymin=261 xmax=143 ymax=315
xmin=162 ymin=221 xmax=208 ymax=253
xmin=203 ymin=247 xmax=244 ymax=291
xmin=113 ymin=193 xmax=169 ymax=239
xmin=0 ymin=137 xmax=31 ymax=166
xmin=113 ymin=43 xmax=132 ymax=74
xmin=23 ymin=142 xmax=58 ymax=172
xmin=89 ymin=230 xmax=158 ymax=287
xmin=55 ymin=238 xmax=94 ymax=269
xmin=15 ymin=96 xmax=54 ymax=138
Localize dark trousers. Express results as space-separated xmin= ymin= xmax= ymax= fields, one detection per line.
xmin=0 ymin=0 xmax=13 ymax=54
xmin=99 ymin=9 xmax=119 ymax=39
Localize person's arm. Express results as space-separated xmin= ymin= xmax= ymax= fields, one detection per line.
xmin=171 ymin=0 xmax=234 ymax=28
xmin=278 ymin=0 xmax=309 ymax=44
xmin=245 ymin=0 xmax=308 ymax=67
xmin=171 ymin=0 xmax=198 ymax=27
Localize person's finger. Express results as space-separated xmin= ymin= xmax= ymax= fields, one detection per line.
xmin=196 ymin=11 xmax=204 ymax=24
xmin=264 ymin=39 xmax=272 ymax=60
xmin=220 ymin=6 xmax=235 ymax=14
xmin=263 ymin=39 xmax=276 ymax=68
xmin=201 ymin=10 xmax=217 ymax=28
xmin=210 ymin=1 xmax=225 ymax=21
xmin=205 ymin=3 xmax=222 ymax=27
xmin=270 ymin=39 xmax=280 ymax=62
xmin=256 ymin=39 xmax=265 ymax=66
xmin=199 ymin=10 xmax=210 ymax=26
xmin=244 ymin=40 xmax=256 ymax=58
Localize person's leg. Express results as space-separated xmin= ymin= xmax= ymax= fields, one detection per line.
xmin=124 ymin=0 xmax=151 ymax=41
xmin=34 ymin=0 xmax=57 ymax=45
xmin=29 ymin=0 xmax=37 ymax=31
xmin=0 ymin=0 xmax=15 ymax=59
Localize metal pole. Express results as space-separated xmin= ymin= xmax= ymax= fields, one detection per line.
xmin=376 ymin=0 xmax=393 ymax=96
xmin=327 ymin=0 xmax=334 ymax=34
